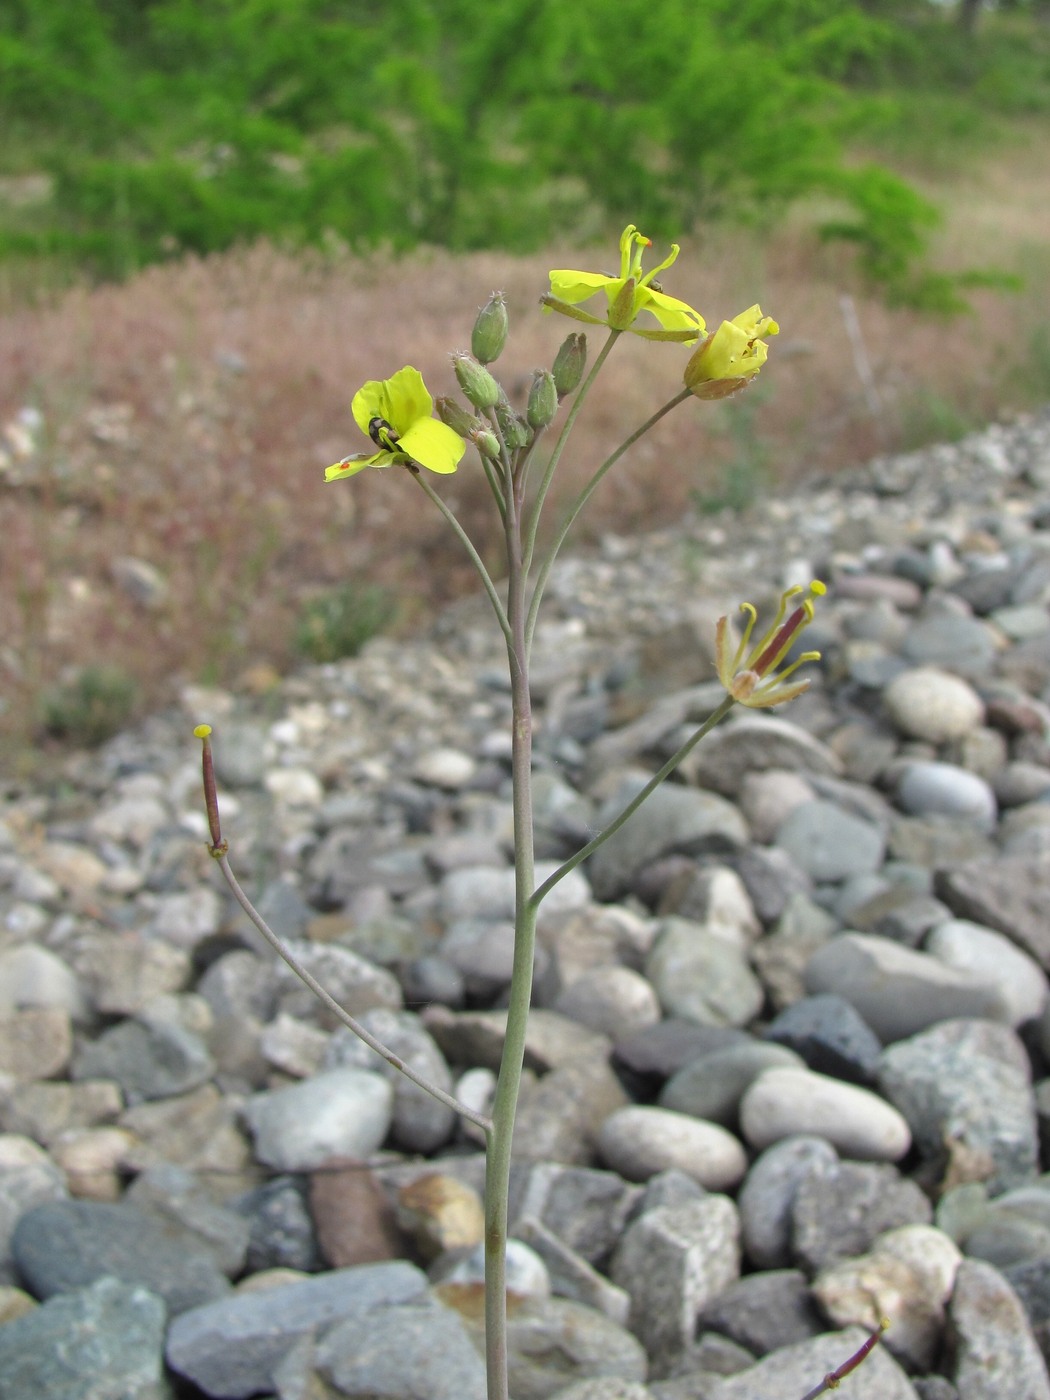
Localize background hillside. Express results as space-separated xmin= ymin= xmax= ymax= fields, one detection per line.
xmin=1 ymin=0 xmax=1049 ymax=767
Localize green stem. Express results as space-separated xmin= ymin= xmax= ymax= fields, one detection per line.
xmin=521 ymin=329 xmax=620 ymax=579
xmin=483 ymin=449 xmax=536 ymax=1400
xmin=529 ymin=693 xmax=736 ymax=911
xmin=413 ymin=471 xmax=512 ymax=646
xmin=525 ymin=386 xmax=692 ymax=657
xmin=213 ymin=853 xmax=492 ymax=1131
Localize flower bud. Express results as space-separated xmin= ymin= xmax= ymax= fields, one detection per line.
xmin=526 ymin=369 xmax=558 ymax=431
xmin=451 ymin=352 xmax=501 ymax=410
xmin=435 ymin=396 xmax=480 ymax=437
xmin=552 ymin=333 xmax=587 ymax=395
xmin=469 ymin=427 xmax=502 ymax=461
xmin=471 ymin=291 xmax=509 ymax=364
xmin=495 ymin=394 xmax=531 ymax=450
xmin=607 ymin=276 xmax=638 ymax=331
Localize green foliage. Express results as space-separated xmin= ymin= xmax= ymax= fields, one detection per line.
xmin=295 ymin=582 xmax=398 ymax=665
xmin=895 ymin=387 xmax=981 ymax=451
xmin=39 ymin=664 xmax=138 ymax=747
xmin=1 ymin=0 xmax=1048 ymax=290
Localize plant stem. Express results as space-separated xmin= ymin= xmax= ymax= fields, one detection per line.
xmin=212 ymin=851 xmax=491 ymax=1133
xmin=483 ymin=447 xmax=537 ymax=1400
xmin=525 ymin=386 xmax=692 ymax=657
xmin=529 ymin=693 xmax=736 ymax=910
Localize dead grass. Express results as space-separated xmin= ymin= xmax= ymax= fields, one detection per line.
xmin=2 ymin=142 xmax=1048 ymax=770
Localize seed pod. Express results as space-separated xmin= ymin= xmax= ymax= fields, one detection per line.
xmin=552 ymin=333 xmax=587 ymax=395
xmin=526 ymin=369 xmax=557 ymax=431
xmin=471 ymin=291 xmax=509 ymax=364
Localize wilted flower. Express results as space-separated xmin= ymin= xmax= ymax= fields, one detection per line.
xmin=715 ymin=581 xmax=825 ymax=707
xmin=326 ymin=367 xmax=465 ymax=481
xmin=684 ymin=305 xmax=779 ymax=400
xmin=543 ymin=225 xmax=705 ymax=341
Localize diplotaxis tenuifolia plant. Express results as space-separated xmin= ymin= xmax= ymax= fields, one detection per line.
xmin=195 ymin=224 xmax=877 ymax=1400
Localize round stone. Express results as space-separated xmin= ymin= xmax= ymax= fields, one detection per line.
xmin=597 ymin=1106 xmax=748 ymax=1189
xmin=884 ymin=667 xmax=984 ymax=743
xmin=554 ymin=966 xmax=662 ymax=1040
xmin=897 ymin=761 xmax=998 ymax=833
xmin=925 ymin=918 xmax=1048 ymax=1027
xmin=739 ymin=1066 xmax=911 ymax=1161
xmin=245 ymin=1068 xmax=393 ymax=1171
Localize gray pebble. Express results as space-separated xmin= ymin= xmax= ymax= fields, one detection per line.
xmin=245 ymin=1067 xmax=393 ymax=1171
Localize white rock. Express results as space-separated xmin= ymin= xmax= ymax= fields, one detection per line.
xmin=264 ymin=767 xmax=325 ymax=807
xmin=884 ymin=667 xmax=984 ymax=743
xmin=925 ymin=918 xmax=1048 ymax=1026
xmin=412 ymin=747 xmax=477 ymax=790
xmin=597 ymin=1106 xmax=748 ymax=1189
xmin=0 ymin=945 xmax=87 ymax=1021
xmin=245 ymin=1068 xmax=393 ymax=1171
xmin=740 ymin=1066 xmax=911 ymax=1162
xmin=554 ymin=966 xmax=662 ymax=1039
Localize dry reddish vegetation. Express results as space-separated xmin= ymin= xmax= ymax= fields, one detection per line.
xmin=1 ymin=172 xmax=1047 ymax=766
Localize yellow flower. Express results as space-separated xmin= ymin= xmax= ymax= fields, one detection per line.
xmin=543 ymin=225 xmax=705 ymax=342
xmin=684 ymin=305 xmax=779 ymax=400
xmin=326 ymin=366 xmax=465 ymax=481
xmin=716 ymin=581 xmax=825 ymax=707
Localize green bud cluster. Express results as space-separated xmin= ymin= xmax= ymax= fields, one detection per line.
xmin=495 ymin=394 xmax=531 ymax=451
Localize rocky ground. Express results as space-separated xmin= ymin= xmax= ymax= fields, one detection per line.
xmin=2 ymin=408 xmax=1050 ymax=1399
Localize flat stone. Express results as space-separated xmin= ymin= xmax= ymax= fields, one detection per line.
xmin=683 ymin=715 xmax=843 ymax=798
xmin=72 ymin=1015 xmax=215 ymax=1105
xmin=740 ymin=1066 xmax=910 ymax=1161
xmin=307 ymin=1294 xmax=487 ymax=1399
xmin=587 ymin=781 xmax=748 ymax=902
xmin=12 ymin=1197 xmax=230 ymax=1314
xmin=0 ymin=1135 xmax=68 ymax=1285
xmin=900 ymin=613 xmax=1002 ymax=680
xmin=936 ymin=856 xmax=1050 ymax=969
xmin=775 ymin=800 xmax=885 ymax=883
xmin=805 ymin=932 xmax=1007 ymax=1042
xmin=166 ymin=1260 xmax=428 ymax=1398
xmin=0 ymin=1275 xmax=167 ymax=1400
